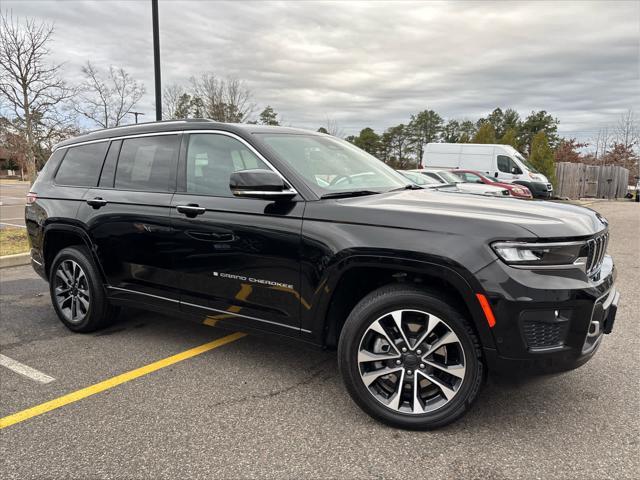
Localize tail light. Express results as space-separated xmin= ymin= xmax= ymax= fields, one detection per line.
xmin=26 ymin=192 xmax=37 ymax=204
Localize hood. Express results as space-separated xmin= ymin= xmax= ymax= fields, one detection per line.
xmin=332 ymin=189 xmax=607 ymax=239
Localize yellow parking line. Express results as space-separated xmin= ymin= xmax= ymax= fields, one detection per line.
xmin=0 ymin=332 xmax=246 ymax=430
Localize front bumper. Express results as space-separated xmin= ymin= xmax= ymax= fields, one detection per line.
xmin=477 ymin=255 xmax=618 ymax=375
xmin=514 ymin=181 xmax=553 ymax=199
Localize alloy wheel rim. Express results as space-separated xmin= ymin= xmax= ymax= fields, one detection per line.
xmin=54 ymin=259 xmax=90 ymax=324
xmin=357 ymin=309 xmax=466 ymax=414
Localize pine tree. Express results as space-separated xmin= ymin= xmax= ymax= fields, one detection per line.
xmin=499 ymin=127 xmax=520 ymax=149
xmin=472 ymin=122 xmax=496 ymax=143
xmin=352 ymin=127 xmax=381 ymax=157
xmin=258 ymin=105 xmax=280 ymax=125
xmin=529 ymin=131 xmax=556 ymax=185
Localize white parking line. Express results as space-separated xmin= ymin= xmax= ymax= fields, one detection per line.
xmin=0 ymin=355 xmax=55 ymax=384
xmin=0 ymin=222 xmax=26 ymax=228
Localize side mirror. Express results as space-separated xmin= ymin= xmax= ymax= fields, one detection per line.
xmin=230 ymin=169 xmax=296 ymax=201
xmin=511 ymin=167 xmax=521 ymax=174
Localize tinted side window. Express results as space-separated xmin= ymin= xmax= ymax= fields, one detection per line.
xmin=460 ymin=172 xmax=482 ymax=183
xmin=186 ymin=134 xmax=269 ymax=196
xmin=115 ymin=135 xmax=179 ymax=192
xmin=55 ymin=142 xmax=109 ymax=186
xmin=39 ymin=149 xmax=66 ymax=181
xmin=497 ymin=155 xmax=511 ymax=173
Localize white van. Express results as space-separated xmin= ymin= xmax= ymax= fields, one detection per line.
xmin=423 ymin=143 xmax=553 ymax=198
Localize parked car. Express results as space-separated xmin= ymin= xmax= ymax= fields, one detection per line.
xmin=26 ymin=120 xmax=618 ymax=430
xmin=411 ymin=168 xmax=511 ymax=197
xmin=423 ymin=143 xmax=553 ymax=198
xmin=452 ymin=169 xmax=532 ymax=198
xmin=397 ymin=170 xmax=451 ymax=188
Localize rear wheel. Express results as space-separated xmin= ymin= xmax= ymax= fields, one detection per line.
xmin=338 ymin=285 xmax=484 ymax=429
xmin=49 ymin=246 xmax=118 ymax=332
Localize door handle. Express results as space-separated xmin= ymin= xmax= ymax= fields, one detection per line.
xmin=86 ymin=197 xmax=107 ymax=209
xmin=176 ymin=204 xmax=206 ymax=217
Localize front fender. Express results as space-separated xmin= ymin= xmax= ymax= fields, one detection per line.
xmin=300 ymin=251 xmax=497 ymax=351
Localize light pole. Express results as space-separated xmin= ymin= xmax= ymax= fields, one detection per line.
xmin=152 ymin=0 xmax=162 ymax=121
xmin=128 ymin=111 xmax=145 ymax=124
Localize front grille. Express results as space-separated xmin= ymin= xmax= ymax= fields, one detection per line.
xmin=585 ymin=232 xmax=609 ymax=276
xmin=523 ymin=320 xmax=568 ymax=350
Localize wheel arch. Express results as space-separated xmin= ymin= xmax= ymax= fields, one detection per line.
xmin=42 ymin=223 xmax=104 ymax=281
xmin=317 ymin=256 xmax=496 ymax=351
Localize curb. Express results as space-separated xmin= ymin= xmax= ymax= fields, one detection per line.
xmin=0 ymin=252 xmax=31 ymax=269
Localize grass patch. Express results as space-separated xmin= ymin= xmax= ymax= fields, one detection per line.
xmin=0 ymin=227 xmax=29 ymax=256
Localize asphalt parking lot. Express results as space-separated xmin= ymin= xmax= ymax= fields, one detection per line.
xmin=0 ymin=181 xmax=28 ymax=229
xmin=1 ymin=201 xmax=638 ymax=479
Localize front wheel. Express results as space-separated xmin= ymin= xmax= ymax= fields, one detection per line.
xmin=338 ymin=285 xmax=484 ymax=430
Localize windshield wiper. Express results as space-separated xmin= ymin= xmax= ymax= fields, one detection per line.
xmin=320 ymin=190 xmax=381 ymax=199
xmin=389 ymin=184 xmax=423 ymax=191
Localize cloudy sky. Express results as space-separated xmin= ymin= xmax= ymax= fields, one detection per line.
xmin=5 ymin=0 xmax=640 ymax=141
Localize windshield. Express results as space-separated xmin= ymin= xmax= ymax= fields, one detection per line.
xmin=515 ymin=152 xmax=540 ymax=174
xmin=435 ymin=171 xmax=464 ymax=183
xmin=399 ymin=170 xmax=440 ymax=185
xmin=258 ymin=134 xmax=408 ymax=196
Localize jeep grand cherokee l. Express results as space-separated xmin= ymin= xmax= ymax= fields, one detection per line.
xmin=26 ymin=120 xmax=619 ymax=430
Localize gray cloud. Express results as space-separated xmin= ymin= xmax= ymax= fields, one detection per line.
xmin=5 ymin=0 xmax=640 ymax=141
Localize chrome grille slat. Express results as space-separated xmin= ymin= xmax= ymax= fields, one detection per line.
xmin=586 ymin=232 xmax=608 ymax=276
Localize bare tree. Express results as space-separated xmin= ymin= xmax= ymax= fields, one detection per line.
xmin=592 ymin=127 xmax=613 ymax=163
xmin=76 ymin=61 xmax=145 ymax=128
xmin=162 ymin=83 xmax=186 ymax=120
xmin=0 ymin=12 xmax=71 ymax=179
xmin=322 ymin=117 xmax=345 ymax=138
xmin=190 ymin=73 xmax=254 ymax=122
xmin=615 ymin=109 xmax=639 ymax=148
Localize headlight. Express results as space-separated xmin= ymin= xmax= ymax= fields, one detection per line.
xmin=491 ymin=241 xmax=585 ymax=267
xmin=512 ymin=187 xmax=523 ymax=194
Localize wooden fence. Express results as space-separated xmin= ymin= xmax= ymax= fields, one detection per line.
xmin=555 ymin=162 xmax=629 ymax=199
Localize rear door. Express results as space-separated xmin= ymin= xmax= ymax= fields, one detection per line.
xmin=77 ymin=133 xmax=181 ymax=308
xmin=49 ymin=141 xmax=111 ymax=227
xmin=171 ymin=131 xmax=304 ymax=335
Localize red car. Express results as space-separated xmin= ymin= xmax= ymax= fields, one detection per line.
xmin=452 ymin=169 xmax=533 ymax=198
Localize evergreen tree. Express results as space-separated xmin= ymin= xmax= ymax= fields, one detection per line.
xmin=483 ymin=108 xmax=505 ymax=138
xmin=352 ymin=127 xmax=381 ymax=157
xmin=174 ymin=93 xmax=192 ymax=119
xmin=458 ymin=120 xmax=476 ymax=143
xmin=502 ymin=108 xmax=521 ymax=134
xmin=408 ymin=110 xmax=443 ymax=163
xmin=521 ymin=110 xmax=560 ymax=153
xmin=499 ymin=127 xmax=520 ymax=149
xmin=258 ymin=105 xmax=280 ymax=125
xmin=472 ymin=122 xmax=496 ymax=143
xmin=442 ymin=120 xmax=461 ymax=143
xmin=381 ymin=124 xmax=415 ymax=168
xmin=529 ymin=131 xmax=556 ymax=185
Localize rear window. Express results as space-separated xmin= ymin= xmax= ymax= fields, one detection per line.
xmin=115 ymin=135 xmax=179 ymax=192
xmin=55 ymin=142 xmax=109 ymax=186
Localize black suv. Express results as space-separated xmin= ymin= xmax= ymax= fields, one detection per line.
xmin=26 ymin=120 xmax=619 ymax=429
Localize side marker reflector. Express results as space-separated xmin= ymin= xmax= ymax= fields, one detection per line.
xmin=476 ymin=293 xmax=496 ymax=328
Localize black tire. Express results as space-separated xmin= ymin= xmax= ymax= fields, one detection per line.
xmin=49 ymin=246 xmax=118 ymax=333
xmin=338 ymin=284 xmax=484 ymax=430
